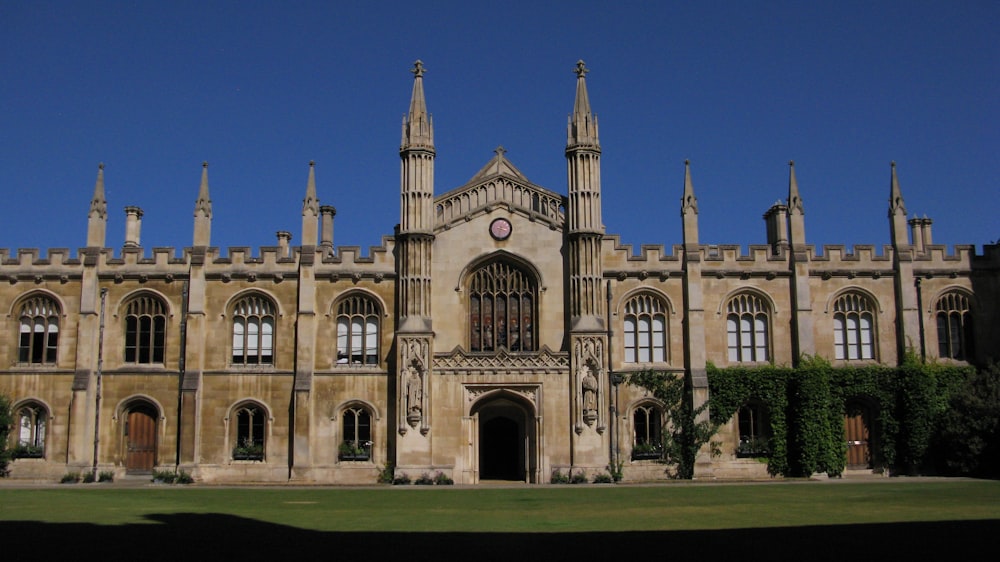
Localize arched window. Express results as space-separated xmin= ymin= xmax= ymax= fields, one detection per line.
xmin=232 ymin=403 xmax=266 ymax=461
xmin=340 ymin=405 xmax=373 ymax=461
xmin=15 ymin=402 xmax=47 ymax=458
xmin=632 ymin=403 xmax=663 ymax=460
xmin=936 ymin=291 xmax=974 ymax=361
xmin=726 ymin=293 xmax=770 ymax=363
xmin=468 ymin=260 xmax=537 ymax=352
xmin=232 ymin=295 xmax=275 ymax=365
xmin=124 ymin=294 xmax=167 ymax=364
xmin=336 ymin=295 xmax=380 ymax=365
xmin=737 ymin=402 xmax=770 ymax=458
xmin=833 ymin=292 xmax=876 ymax=361
xmin=17 ymin=295 xmax=59 ymax=364
xmin=623 ymin=293 xmax=668 ymax=363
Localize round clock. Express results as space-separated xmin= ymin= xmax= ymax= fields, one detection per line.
xmin=490 ymin=218 xmax=512 ymax=240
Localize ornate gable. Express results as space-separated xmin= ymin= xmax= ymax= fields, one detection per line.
xmin=434 ymin=147 xmax=566 ymax=232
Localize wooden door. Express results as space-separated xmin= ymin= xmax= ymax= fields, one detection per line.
xmin=126 ymin=408 xmax=157 ymax=472
xmin=844 ymin=409 xmax=870 ymax=469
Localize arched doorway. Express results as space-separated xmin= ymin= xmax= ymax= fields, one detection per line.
xmin=124 ymin=403 xmax=158 ymax=473
xmin=471 ymin=393 xmax=537 ymax=483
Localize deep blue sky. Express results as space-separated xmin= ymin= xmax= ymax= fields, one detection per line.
xmin=2 ymin=1 xmax=996 ymax=257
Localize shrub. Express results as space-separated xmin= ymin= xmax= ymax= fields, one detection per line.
xmin=932 ymin=362 xmax=1000 ymax=477
xmin=176 ymin=470 xmax=194 ymax=484
xmin=152 ymin=469 xmax=178 ymax=484
xmin=414 ymin=472 xmax=435 ymax=485
xmin=592 ymin=473 xmax=613 ymax=484
xmin=549 ymin=469 xmax=569 ymax=484
xmin=60 ymin=472 xmax=80 ymax=484
xmin=0 ymin=394 xmax=12 ymax=477
xmin=570 ymin=471 xmax=588 ymax=484
xmin=377 ymin=463 xmax=395 ymax=484
xmin=98 ymin=470 xmax=115 ymax=483
xmin=433 ymin=471 xmax=454 ymax=485
xmin=392 ymin=472 xmax=411 ymax=485
xmin=82 ymin=471 xmax=96 ymax=483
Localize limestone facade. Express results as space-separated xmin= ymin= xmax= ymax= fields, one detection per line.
xmin=2 ymin=61 xmax=998 ymax=483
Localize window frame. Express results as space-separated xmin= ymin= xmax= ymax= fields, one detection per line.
xmin=123 ymin=294 xmax=167 ymax=365
xmin=335 ymin=294 xmax=381 ymax=366
xmin=231 ymin=294 xmax=276 ymax=366
xmin=232 ymin=403 xmax=267 ymax=461
xmin=832 ymin=292 xmax=877 ymax=361
xmin=623 ymin=293 xmax=669 ymax=364
xmin=339 ymin=405 xmax=373 ymax=461
xmin=737 ymin=402 xmax=771 ymax=458
xmin=467 ymin=260 xmax=538 ymax=353
xmin=725 ymin=293 xmax=771 ymax=363
xmin=631 ymin=402 xmax=663 ymax=460
xmin=15 ymin=402 xmax=47 ymax=459
xmin=935 ymin=291 xmax=974 ymax=361
xmin=17 ymin=295 xmax=60 ymax=365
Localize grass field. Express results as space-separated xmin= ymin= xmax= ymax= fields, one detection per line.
xmin=2 ymin=479 xmax=998 ymax=559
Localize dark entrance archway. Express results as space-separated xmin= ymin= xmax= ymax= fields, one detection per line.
xmin=472 ymin=392 xmax=537 ymax=483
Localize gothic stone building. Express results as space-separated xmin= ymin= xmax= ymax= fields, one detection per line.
xmin=3 ymin=61 xmax=998 ymax=483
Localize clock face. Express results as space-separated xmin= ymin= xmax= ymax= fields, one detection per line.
xmin=490 ymin=218 xmax=512 ymax=240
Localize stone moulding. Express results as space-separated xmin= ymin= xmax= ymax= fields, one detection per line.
xmin=434 ymin=346 xmax=569 ymax=376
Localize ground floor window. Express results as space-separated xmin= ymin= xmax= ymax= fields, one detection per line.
xmin=632 ymin=404 xmax=663 ymax=460
xmin=737 ymin=403 xmax=770 ymax=458
xmin=340 ymin=406 xmax=372 ymax=461
xmin=16 ymin=403 xmax=46 ymax=458
xmin=232 ymin=404 xmax=266 ymax=461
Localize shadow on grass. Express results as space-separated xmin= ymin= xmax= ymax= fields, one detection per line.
xmin=3 ymin=514 xmax=996 ymax=559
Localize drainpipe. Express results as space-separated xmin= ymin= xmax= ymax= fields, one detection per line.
xmin=176 ymin=280 xmax=189 ymax=468
xmin=92 ymin=288 xmax=108 ymax=480
xmin=915 ymin=278 xmax=926 ymax=362
xmin=605 ymin=280 xmax=618 ymax=473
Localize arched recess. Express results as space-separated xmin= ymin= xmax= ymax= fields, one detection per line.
xmin=12 ymin=398 xmax=52 ymax=459
xmin=460 ymin=252 xmax=542 ymax=353
xmin=226 ymin=399 xmax=271 ymax=462
xmin=629 ymin=398 xmax=665 ymax=460
xmin=333 ymin=399 xmax=382 ymax=462
xmin=11 ymin=291 xmax=65 ymax=365
xmin=116 ymin=396 xmax=164 ymax=473
xmin=469 ymin=389 xmax=539 ymax=483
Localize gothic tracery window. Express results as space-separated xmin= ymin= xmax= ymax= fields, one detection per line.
xmin=16 ymin=402 xmax=47 ymax=458
xmin=468 ymin=260 xmax=537 ymax=352
xmin=336 ymin=294 xmax=379 ymax=365
xmin=124 ymin=294 xmax=167 ymax=364
xmin=632 ymin=403 xmax=663 ymax=460
xmin=833 ymin=292 xmax=876 ymax=361
xmin=232 ymin=403 xmax=266 ymax=461
xmin=936 ymin=291 xmax=974 ymax=361
xmin=340 ymin=405 xmax=373 ymax=461
xmin=232 ymin=294 xmax=275 ymax=365
xmin=17 ymin=295 xmax=60 ymax=364
xmin=726 ymin=293 xmax=770 ymax=363
xmin=623 ymin=293 xmax=668 ymax=363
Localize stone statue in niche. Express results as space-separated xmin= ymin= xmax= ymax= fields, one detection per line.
xmin=581 ymin=358 xmax=599 ymax=426
xmin=405 ymin=360 xmax=423 ymax=428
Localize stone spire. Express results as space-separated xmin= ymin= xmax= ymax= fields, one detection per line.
xmin=401 ymin=60 xmax=434 ymax=151
xmin=787 ymin=160 xmax=806 ymax=248
xmin=301 ymin=161 xmax=319 ymax=246
xmin=566 ymin=60 xmax=604 ymax=330
xmin=398 ymin=60 xmax=436 ymax=331
xmin=889 ymin=161 xmax=910 ymax=248
xmin=193 ymin=162 xmax=212 ymax=247
xmin=86 ymin=163 xmax=108 ymax=247
xmin=567 ymin=60 xmax=599 ymax=150
xmin=681 ymin=160 xmax=699 ymax=247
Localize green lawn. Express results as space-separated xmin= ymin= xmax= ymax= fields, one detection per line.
xmin=1 ymin=479 xmax=998 ymax=532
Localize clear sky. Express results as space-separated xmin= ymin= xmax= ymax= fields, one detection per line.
xmin=1 ymin=1 xmax=996 ymax=257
